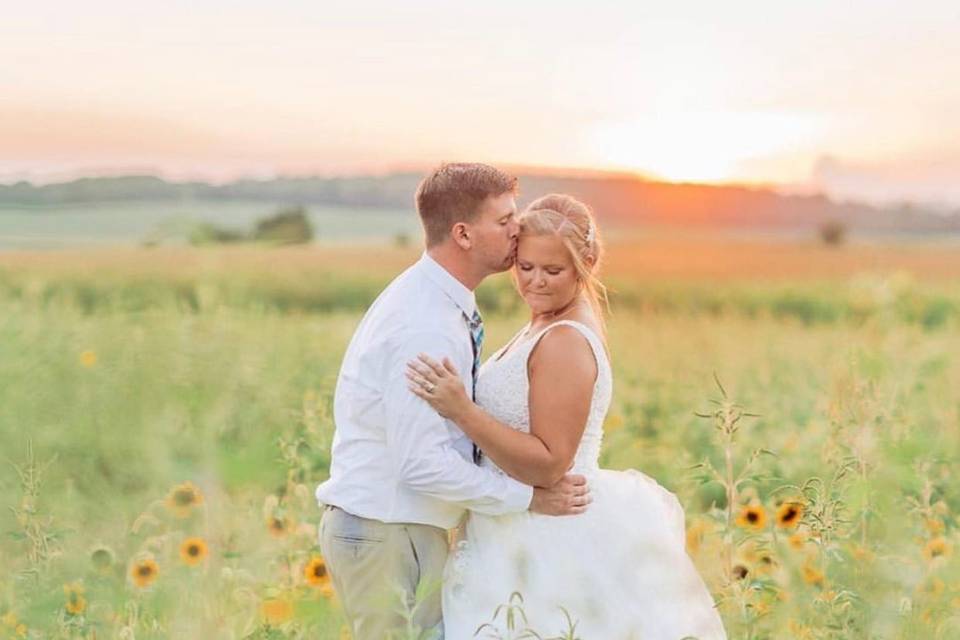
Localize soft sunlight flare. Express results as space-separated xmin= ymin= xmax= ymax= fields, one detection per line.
xmin=589 ymin=111 xmax=824 ymax=184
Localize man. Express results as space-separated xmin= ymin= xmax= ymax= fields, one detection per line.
xmin=315 ymin=163 xmax=589 ymax=639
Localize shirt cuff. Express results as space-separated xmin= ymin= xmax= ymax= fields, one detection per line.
xmin=500 ymin=476 xmax=534 ymax=513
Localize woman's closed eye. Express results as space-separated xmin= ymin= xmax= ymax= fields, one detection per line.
xmin=519 ymin=265 xmax=562 ymax=275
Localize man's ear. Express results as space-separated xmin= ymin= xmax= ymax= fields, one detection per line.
xmin=451 ymin=222 xmax=472 ymax=250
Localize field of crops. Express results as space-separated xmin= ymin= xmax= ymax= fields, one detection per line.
xmin=0 ymin=201 xmax=417 ymax=250
xmin=1 ymin=236 xmax=959 ymax=639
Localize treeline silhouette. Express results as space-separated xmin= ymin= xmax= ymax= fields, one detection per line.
xmin=3 ymin=172 xmax=959 ymax=235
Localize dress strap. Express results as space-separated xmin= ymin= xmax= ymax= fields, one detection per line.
xmin=525 ymin=319 xmax=608 ymax=372
xmin=491 ymin=322 xmax=532 ymax=363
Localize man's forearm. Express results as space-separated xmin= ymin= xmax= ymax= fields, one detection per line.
xmin=397 ymin=445 xmax=533 ymax=515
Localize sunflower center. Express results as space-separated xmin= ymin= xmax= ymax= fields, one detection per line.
xmin=747 ymin=511 xmax=759 ymax=523
xmin=138 ymin=565 xmax=153 ymax=577
xmin=189 ymin=545 xmax=200 ymax=556
xmin=313 ymin=564 xmax=327 ymax=578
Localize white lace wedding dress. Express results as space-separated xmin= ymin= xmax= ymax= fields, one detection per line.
xmin=442 ymin=320 xmax=727 ymax=640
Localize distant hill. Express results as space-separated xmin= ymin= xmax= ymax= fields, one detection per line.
xmin=2 ymin=172 xmax=959 ymax=235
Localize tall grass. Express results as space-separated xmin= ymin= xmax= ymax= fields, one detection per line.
xmin=1 ymin=244 xmax=958 ymax=638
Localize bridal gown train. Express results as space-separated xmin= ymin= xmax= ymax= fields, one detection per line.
xmin=442 ymin=320 xmax=727 ymax=640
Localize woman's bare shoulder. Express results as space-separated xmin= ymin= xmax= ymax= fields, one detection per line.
xmin=528 ymin=322 xmax=598 ymax=374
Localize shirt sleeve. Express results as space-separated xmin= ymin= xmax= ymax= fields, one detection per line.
xmin=383 ymin=330 xmax=533 ymax=515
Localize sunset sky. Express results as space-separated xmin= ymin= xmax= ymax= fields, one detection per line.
xmin=3 ymin=1 xmax=959 ymax=206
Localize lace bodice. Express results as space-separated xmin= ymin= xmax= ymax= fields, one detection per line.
xmin=474 ymin=320 xmax=612 ymax=475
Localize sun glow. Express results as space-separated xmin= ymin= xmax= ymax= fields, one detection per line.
xmin=588 ymin=111 xmax=824 ymax=184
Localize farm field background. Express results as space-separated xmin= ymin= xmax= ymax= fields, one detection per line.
xmin=0 ymin=201 xmax=418 ymax=250
xmin=2 ymin=233 xmax=960 ymax=639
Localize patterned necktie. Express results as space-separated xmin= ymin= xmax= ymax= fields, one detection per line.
xmin=466 ymin=309 xmax=484 ymax=464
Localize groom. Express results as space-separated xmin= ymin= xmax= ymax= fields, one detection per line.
xmin=315 ymin=163 xmax=589 ymax=640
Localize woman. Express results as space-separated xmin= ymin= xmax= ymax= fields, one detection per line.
xmin=407 ymin=194 xmax=727 ymax=639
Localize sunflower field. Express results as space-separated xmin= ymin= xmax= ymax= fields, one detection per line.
xmin=1 ymin=237 xmax=959 ymax=639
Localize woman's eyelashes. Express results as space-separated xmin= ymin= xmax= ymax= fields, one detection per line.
xmin=518 ymin=263 xmax=562 ymax=275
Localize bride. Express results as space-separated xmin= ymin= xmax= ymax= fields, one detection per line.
xmin=407 ymin=194 xmax=727 ymax=640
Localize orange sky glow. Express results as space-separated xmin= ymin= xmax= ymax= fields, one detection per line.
xmin=3 ymin=1 xmax=960 ymax=206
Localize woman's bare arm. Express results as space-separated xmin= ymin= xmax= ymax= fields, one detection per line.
xmin=407 ymin=325 xmax=598 ymax=487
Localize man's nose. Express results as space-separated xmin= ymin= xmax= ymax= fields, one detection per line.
xmin=509 ymin=220 xmax=519 ymax=238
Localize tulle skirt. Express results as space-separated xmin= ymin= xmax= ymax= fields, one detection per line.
xmin=442 ymin=468 xmax=727 ymax=640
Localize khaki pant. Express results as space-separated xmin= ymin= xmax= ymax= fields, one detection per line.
xmin=319 ymin=506 xmax=448 ymax=640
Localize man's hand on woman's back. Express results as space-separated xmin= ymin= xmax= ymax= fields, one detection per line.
xmin=530 ymin=474 xmax=591 ymax=516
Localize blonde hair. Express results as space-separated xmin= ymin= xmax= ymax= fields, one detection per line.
xmin=415 ymin=163 xmax=518 ymax=248
xmin=518 ymin=194 xmax=610 ymax=333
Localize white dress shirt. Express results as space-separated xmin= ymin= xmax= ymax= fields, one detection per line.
xmin=315 ymin=252 xmax=534 ymax=529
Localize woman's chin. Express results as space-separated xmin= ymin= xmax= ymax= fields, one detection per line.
xmin=524 ymin=300 xmax=553 ymax=314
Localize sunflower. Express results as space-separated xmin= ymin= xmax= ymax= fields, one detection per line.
xmin=801 ymin=563 xmax=825 ymax=587
xmin=165 ymin=482 xmax=204 ymax=519
xmin=303 ymin=556 xmax=331 ymax=587
xmin=267 ymin=515 xmax=293 ymax=538
xmin=260 ymin=598 xmax=294 ymax=625
xmin=79 ymin=350 xmax=98 ymax=368
xmin=685 ymin=518 xmax=710 ymax=554
xmin=925 ymin=518 xmax=945 ymax=535
xmin=2 ymin=611 xmax=18 ymax=627
xmin=918 ymin=577 xmax=946 ymax=597
xmin=923 ymin=537 xmax=952 ymax=561
xmin=130 ymin=557 xmax=159 ymax=588
xmin=731 ymin=564 xmax=749 ymax=581
xmin=775 ymin=501 xmax=803 ymax=529
xmin=787 ymin=531 xmax=807 ymax=550
xmin=64 ymin=582 xmax=86 ymax=616
xmin=756 ymin=553 xmax=777 ymax=576
xmin=180 ymin=537 xmax=209 ymax=566
xmin=736 ymin=504 xmax=767 ymax=530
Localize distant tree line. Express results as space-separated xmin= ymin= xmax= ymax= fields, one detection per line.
xmin=4 ymin=173 xmax=960 ymax=236
xmin=189 ymin=206 xmax=314 ymax=246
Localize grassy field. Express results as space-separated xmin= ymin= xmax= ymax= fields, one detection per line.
xmin=1 ymin=236 xmax=959 ymax=639
xmin=0 ymin=201 xmax=418 ymax=250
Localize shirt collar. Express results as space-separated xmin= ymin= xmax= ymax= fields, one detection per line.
xmin=417 ymin=252 xmax=478 ymax=319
